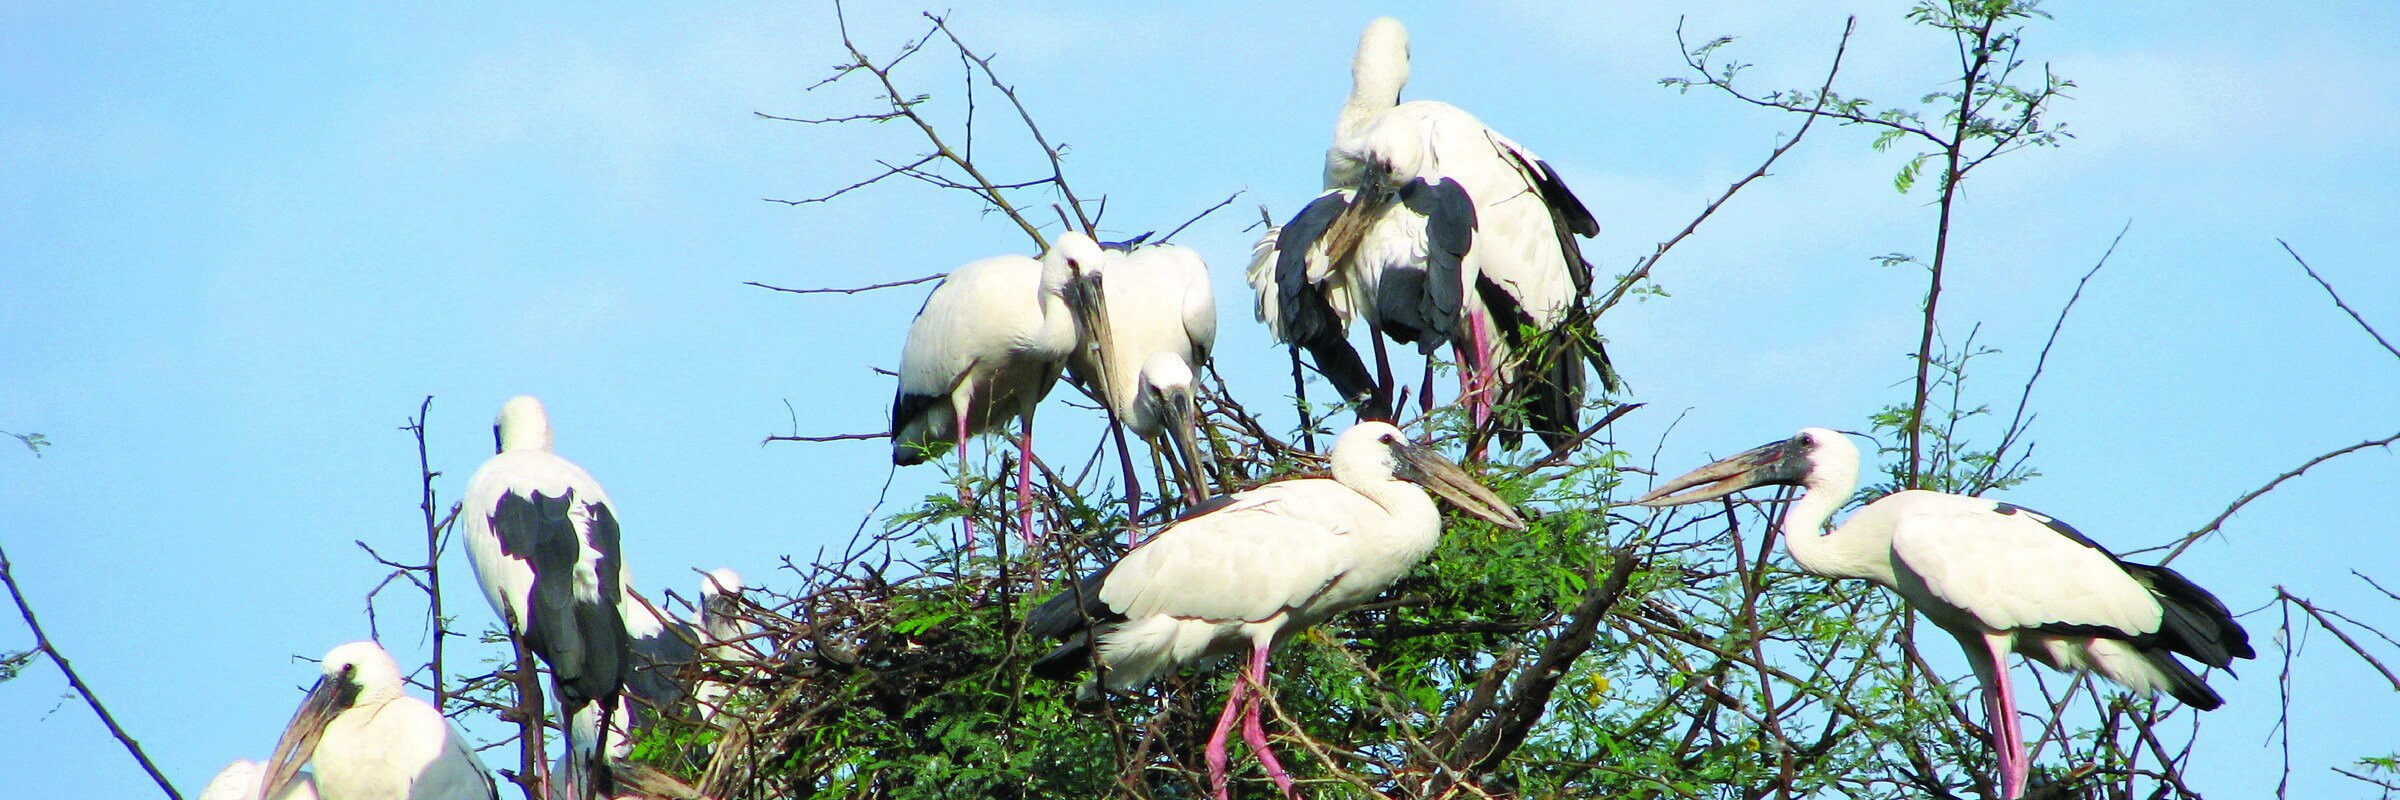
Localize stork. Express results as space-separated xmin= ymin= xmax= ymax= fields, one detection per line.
xmin=1065 ymin=240 xmax=1217 ymax=523
xmin=893 ymin=232 xmax=1103 ymax=552
xmin=261 ymin=641 xmax=499 ymax=800
xmin=1252 ymin=17 xmax=1611 ymax=449
xmin=1026 ymin=421 xmax=1526 ymax=799
xmin=1636 ymin=428 xmax=2252 ymax=799
xmin=201 ymin=759 xmax=316 ymax=800
xmin=694 ymin=568 xmax=752 ymax=724
xmin=583 ymin=568 xmax=752 ymax=759
xmin=463 ymin=395 xmax=631 ymax=800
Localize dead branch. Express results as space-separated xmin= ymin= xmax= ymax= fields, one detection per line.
xmin=2150 ymin=429 xmax=2400 ymax=562
xmin=2279 ymin=238 xmax=2400 ymax=363
xmin=1596 ymin=17 xmax=1855 ymax=317
xmin=0 ymin=541 xmax=184 ymax=800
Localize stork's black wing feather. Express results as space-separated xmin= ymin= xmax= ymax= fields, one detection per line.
xmin=491 ymin=489 xmax=629 ymax=707
xmin=1272 ymin=193 xmax=1378 ymax=408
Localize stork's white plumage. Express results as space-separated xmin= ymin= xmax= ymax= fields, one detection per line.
xmin=201 ymin=759 xmax=317 ymax=800
xmin=892 ymin=233 xmax=1102 ymax=551
xmin=694 ymin=568 xmax=753 ymax=724
xmin=1065 ymin=241 xmax=1218 ymax=511
xmin=1255 ymin=17 xmax=1609 ymax=448
xmin=1638 ymin=428 xmax=2252 ymax=800
xmin=462 ymin=396 xmax=630 ymax=800
xmin=1027 ymin=422 xmax=1526 ymax=800
xmin=262 ymin=642 xmax=498 ymax=800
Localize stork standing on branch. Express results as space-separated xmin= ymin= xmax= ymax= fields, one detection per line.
xmin=1250 ymin=17 xmax=1612 ymax=450
xmin=262 ymin=641 xmax=499 ymax=800
xmin=1066 ymin=240 xmax=1218 ymax=526
xmin=1026 ymin=421 xmax=1526 ymax=800
xmin=892 ymin=233 xmax=1103 ymax=553
xmin=463 ymin=396 xmax=633 ymax=800
xmin=1637 ymin=428 xmax=2253 ymax=799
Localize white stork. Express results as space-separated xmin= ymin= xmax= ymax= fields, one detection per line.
xmin=582 ymin=568 xmax=752 ymax=759
xmin=261 ymin=641 xmax=499 ymax=800
xmin=694 ymin=568 xmax=752 ymax=724
xmin=1026 ymin=421 xmax=1526 ymax=800
xmin=1636 ymin=428 xmax=2253 ymax=799
xmin=1065 ymin=241 xmax=1218 ymax=518
xmin=463 ymin=395 xmax=631 ymax=800
xmin=1253 ymin=17 xmax=1611 ymax=450
xmin=892 ymin=232 xmax=1104 ymax=552
xmin=201 ymin=759 xmax=316 ymax=800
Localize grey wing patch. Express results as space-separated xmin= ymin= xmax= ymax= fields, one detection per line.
xmin=1270 ymin=193 xmax=1378 ymax=406
xmin=490 ymin=489 xmax=629 ymax=706
xmin=624 ymin=617 xmax=700 ymax=724
xmin=1401 ymin=177 xmax=1476 ymax=335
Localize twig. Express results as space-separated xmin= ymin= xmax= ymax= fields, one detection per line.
xmin=0 ymin=541 xmax=184 ymax=800
xmin=1156 ymin=191 xmax=1242 ymax=245
xmin=1980 ymin=222 xmax=2127 ymax=489
xmin=403 ymin=397 xmax=452 ymax=711
xmin=1597 ymin=17 xmax=1855 ymax=317
xmin=2280 ymin=238 xmax=2400 ymax=362
xmin=2150 ymin=430 xmax=2400 ymax=562
xmin=763 ymin=432 xmax=888 ymax=445
xmin=2277 ymin=587 xmax=2400 ymax=692
xmin=744 ymin=274 xmax=945 ymax=296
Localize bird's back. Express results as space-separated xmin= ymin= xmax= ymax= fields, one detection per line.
xmin=891 ymin=254 xmax=1073 ymax=460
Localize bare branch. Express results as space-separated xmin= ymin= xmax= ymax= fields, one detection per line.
xmin=0 ymin=541 xmax=184 ymax=800
xmin=2147 ymin=430 xmax=2400 ymax=562
xmin=1599 ymin=17 xmax=1856 ymax=317
xmin=2280 ymin=238 xmax=2400 ymax=363
xmin=745 ymin=273 xmax=945 ymax=297
xmin=1157 ymin=191 xmax=1243 ymax=245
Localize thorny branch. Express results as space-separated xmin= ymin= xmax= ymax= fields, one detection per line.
xmin=2279 ymin=238 xmax=2400 ymax=363
xmin=0 ymin=541 xmax=185 ymax=800
xmin=1600 ymin=16 xmax=1856 ymax=317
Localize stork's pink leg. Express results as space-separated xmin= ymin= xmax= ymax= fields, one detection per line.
xmin=954 ymin=402 xmax=976 ymax=561
xmin=1238 ymin=644 xmax=1299 ymax=799
xmin=1016 ymin=414 xmax=1039 ymax=546
xmin=1984 ymin=635 xmax=2028 ymax=799
xmin=1206 ymin=671 xmax=1250 ymax=800
xmin=1463 ymin=306 xmax=1496 ymax=430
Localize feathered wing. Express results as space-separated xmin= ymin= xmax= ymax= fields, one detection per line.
xmin=1256 ymin=191 xmax=1377 ymax=406
xmin=1892 ymin=505 xmax=2163 ymax=639
xmin=1098 ymin=480 xmax=1359 ymax=623
xmin=1891 ymin=501 xmax=2249 ymax=707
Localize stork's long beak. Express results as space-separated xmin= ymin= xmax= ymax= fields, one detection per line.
xmin=1158 ymin=391 xmax=1214 ymax=502
xmin=1633 ymin=437 xmax=1809 ymax=507
xmin=1395 ymin=442 xmax=1527 ymax=529
xmin=1319 ymin=185 xmax=1393 ymax=272
xmin=263 ymin=673 xmax=356 ymax=799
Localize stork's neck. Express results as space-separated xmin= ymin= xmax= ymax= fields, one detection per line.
xmin=1775 ymin=453 xmax=1894 ymax=583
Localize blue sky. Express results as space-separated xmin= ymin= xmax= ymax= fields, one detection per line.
xmin=3 ymin=2 xmax=2394 ymax=797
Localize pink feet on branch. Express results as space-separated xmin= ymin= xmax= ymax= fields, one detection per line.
xmin=1203 ymin=644 xmax=1300 ymax=800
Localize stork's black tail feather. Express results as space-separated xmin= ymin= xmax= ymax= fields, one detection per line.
xmin=2125 ymin=562 xmax=2256 ymax=668
xmin=1295 ymin=328 xmax=1379 ymax=414
xmin=2141 ymin=647 xmax=2227 ymax=710
xmin=1025 ymin=569 xmax=1119 ymax=682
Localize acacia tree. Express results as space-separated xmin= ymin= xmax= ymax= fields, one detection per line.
xmin=242 ymin=3 xmax=2395 ymax=800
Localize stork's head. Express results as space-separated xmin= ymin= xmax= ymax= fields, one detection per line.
xmin=1356 ymin=114 xmax=1430 ymax=186
xmin=264 ymin=641 xmax=404 ymax=799
xmin=1332 ymin=422 xmax=1525 ymax=529
xmin=1132 ymin=353 xmax=1196 ymax=436
xmin=1634 ymin=427 xmax=1858 ymax=507
xmin=1351 ymin=17 xmax=1411 ymax=106
xmin=494 ymin=395 xmax=553 ymax=454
